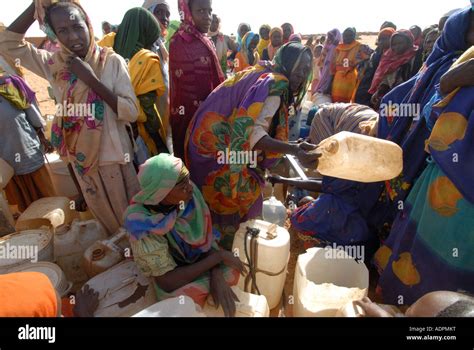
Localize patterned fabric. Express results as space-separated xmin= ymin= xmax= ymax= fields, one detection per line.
xmin=169 ymin=0 xmax=225 ymax=160
xmin=374 ymin=58 xmax=474 ymax=303
xmin=124 ymin=154 xmax=240 ymax=305
xmin=48 ymin=2 xmax=113 ymax=176
xmin=0 ymin=74 xmax=36 ymax=109
xmin=308 ymin=103 xmax=379 ymax=145
xmin=125 ymin=154 xmax=215 ymax=262
xmin=186 ymin=43 xmax=312 ymax=249
xmin=364 ymin=7 xmax=472 ymax=240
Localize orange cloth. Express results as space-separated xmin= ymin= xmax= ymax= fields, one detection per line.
xmin=0 ymin=272 xmax=58 ymax=317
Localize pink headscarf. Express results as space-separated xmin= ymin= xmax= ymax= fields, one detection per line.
xmin=369 ymin=29 xmax=419 ymax=94
xmin=176 ymin=0 xmax=224 ymax=81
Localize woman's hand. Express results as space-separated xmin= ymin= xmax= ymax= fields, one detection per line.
xmin=67 ymin=57 xmax=98 ymax=87
xmin=73 ymin=284 xmax=100 ymax=317
xmin=37 ymin=129 xmax=54 ymax=154
xmin=210 ymin=268 xmax=240 ymax=317
xmin=267 ymin=174 xmax=284 ymax=185
xmin=218 ymin=250 xmax=247 ymax=276
xmin=296 ymin=142 xmax=321 ymax=169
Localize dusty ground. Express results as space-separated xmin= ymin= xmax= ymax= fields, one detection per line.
xmin=24 ymin=69 xmax=56 ymax=117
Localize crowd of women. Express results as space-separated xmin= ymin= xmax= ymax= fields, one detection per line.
xmin=0 ymin=0 xmax=473 ymax=317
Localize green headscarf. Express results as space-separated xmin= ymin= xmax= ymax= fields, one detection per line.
xmin=113 ymin=7 xmax=161 ymax=60
xmin=273 ymin=42 xmax=313 ymax=108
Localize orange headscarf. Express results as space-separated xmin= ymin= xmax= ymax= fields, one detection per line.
xmin=0 ymin=272 xmax=58 ymax=317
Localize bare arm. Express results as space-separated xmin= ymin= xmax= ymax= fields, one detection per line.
xmin=154 ymin=250 xmax=245 ymax=293
xmin=439 ymin=58 xmax=474 ymax=95
xmin=7 ymin=3 xmax=36 ymax=35
xmin=268 ymin=175 xmax=323 ymax=192
xmin=155 ymin=251 xmax=222 ymax=293
xmin=254 ymin=135 xmax=299 ymax=155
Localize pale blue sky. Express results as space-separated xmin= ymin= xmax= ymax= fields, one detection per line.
xmin=1 ymin=0 xmax=470 ymax=38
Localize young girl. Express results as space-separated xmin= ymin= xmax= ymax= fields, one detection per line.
xmin=0 ymin=1 xmax=140 ymax=235
xmin=99 ymin=7 xmax=170 ymax=161
xmin=169 ymin=0 xmax=224 ymax=160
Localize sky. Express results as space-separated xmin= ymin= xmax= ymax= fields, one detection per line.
xmin=1 ymin=0 xmax=470 ymax=38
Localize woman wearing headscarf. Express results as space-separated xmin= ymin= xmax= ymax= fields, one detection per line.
xmin=374 ymin=44 xmax=474 ymax=306
xmin=186 ymin=43 xmax=318 ymax=249
xmin=0 ymin=70 xmax=56 ymax=212
xmin=209 ymin=14 xmax=237 ymax=77
xmin=269 ymin=103 xmax=379 ymax=253
xmin=361 ymin=7 xmax=474 ymax=268
xmin=422 ymin=28 xmax=440 ymax=62
xmin=354 ymin=27 xmax=395 ymax=106
xmin=369 ymin=30 xmax=420 ymax=109
xmin=99 ymin=7 xmax=170 ymax=161
xmin=281 ymin=23 xmax=294 ymax=44
xmin=142 ymin=0 xmax=173 ymax=153
xmin=234 ymin=31 xmax=260 ymax=73
xmin=124 ymin=154 xmax=245 ymax=317
xmin=1 ymin=1 xmax=140 ymax=235
xmin=314 ymin=28 xmax=342 ymax=96
xmin=236 ymin=23 xmax=251 ymax=51
xmin=330 ymin=27 xmax=373 ymax=103
xmin=256 ymin=24 xmax=271 ymax=57
xmin=289 ymin=33 xmax=302 ymax=43
xmin=310 ymin=44 xmax=323 ymax=96
xmin=261 ymin=27 xmax=283 ymax=61
xmin=169 ymin=0 xmax=225 ymax=161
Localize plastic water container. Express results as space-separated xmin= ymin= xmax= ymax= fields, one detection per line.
xmin=232 ymin=220 xmax=290 ymax=309
xmin=0 ymin=158 xmax=14 ymax=190
xmin=54 ymin=219 xmax=107 ymax=287
xmin=85 ymin=260 xmax=157 ymax=317
xmin=293 ymin=247 xmax=369 ymax=317
xmin=44 ymin=153 xmax=79 ymax=198
xmin=315 ymin=131 xmax=403 ymax=183
xmin=0 ymin=229 xmax=54 ymax=274
xmin=133 ymin=297 xmax=206 ymax=317
xmin=8 ymin=261 xmax=72 ymax=297
xmin=83 ymin=229 xmax=128 ymax=278
xmin=203 ymin=286 xmax=270 ymax=317
xmin=262 ymin=196 xmax=287 ymax=227
xmin=15 ymin=197 xmax=79 ymax=232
